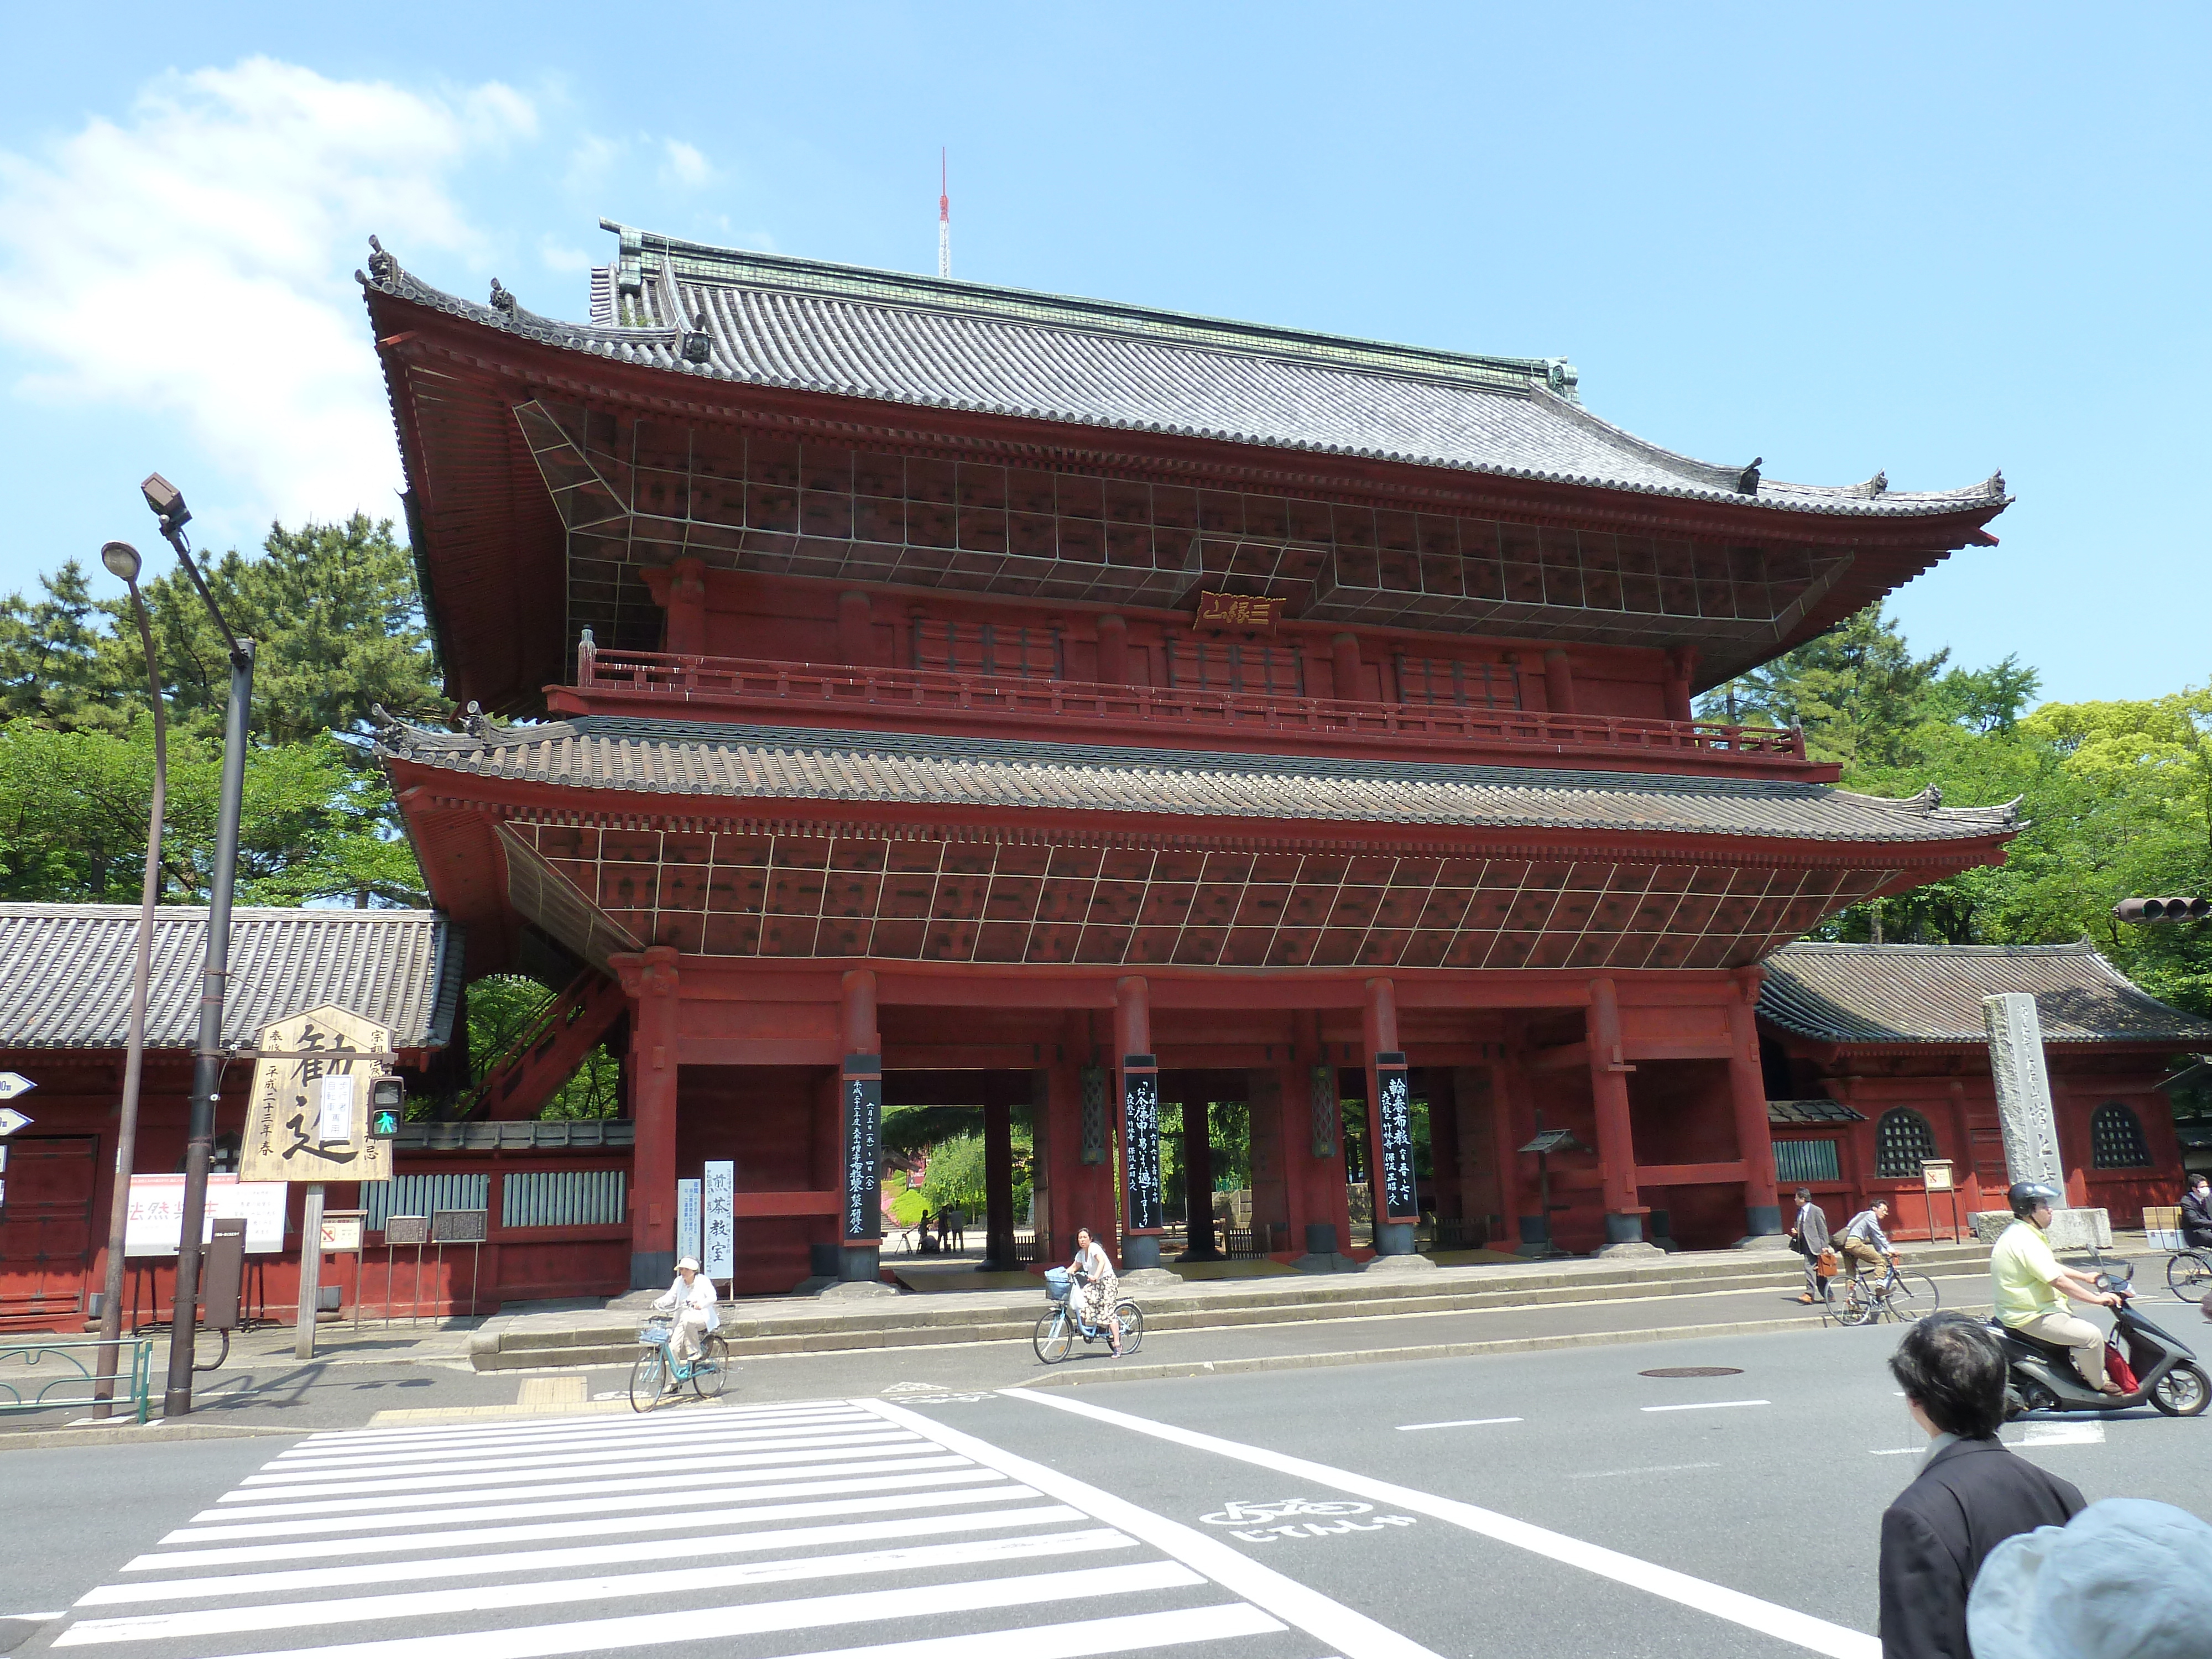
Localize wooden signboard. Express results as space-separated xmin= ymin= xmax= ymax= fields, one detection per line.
xmin=240 ymin=1005 xmax=394 ymax=1185
xmin=1194 ymin=591 xmax=1290 ymax=632
xmin=842 ymin=1055 xmax=883 ymax=1245
xmin=1373 ymin=1053 xmax=1418 ymax=1222
xmin=1123 ymin=1057 xmax=1163 ymax=1232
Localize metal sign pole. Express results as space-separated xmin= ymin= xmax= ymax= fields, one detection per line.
xmin=295 ymin=1183 xmax=325 ymax=1360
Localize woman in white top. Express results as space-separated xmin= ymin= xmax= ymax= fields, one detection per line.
xmin=1070 ymin=1227 xmax=1121 ymax=1355
xmin=651 ymin=1256 xmax=719 ymax=1381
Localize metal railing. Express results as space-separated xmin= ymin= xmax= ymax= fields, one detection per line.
xmin=0 ymin=1336 xmax=155 ymax=1424
xmin=573 ymin=642 xmax=1808 ymax=764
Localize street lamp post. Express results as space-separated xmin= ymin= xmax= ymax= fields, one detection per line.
xmin=88 ymin=540 xmax=166 ymax=1418
xmin=140 ymin=474 xmax=255 ymax=1420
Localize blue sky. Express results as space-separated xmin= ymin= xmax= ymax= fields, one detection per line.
xmin=1 ymin=3 xmax=2204 ymax=705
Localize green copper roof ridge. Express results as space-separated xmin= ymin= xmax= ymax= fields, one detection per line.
xmin=599 ymin=218 xmax=1571 ymax=397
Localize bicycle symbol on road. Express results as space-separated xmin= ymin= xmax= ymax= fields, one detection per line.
xmin=1199 ymin=1497 xmax=1418 ymax=1542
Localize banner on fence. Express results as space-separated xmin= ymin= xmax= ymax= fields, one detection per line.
xmin=125 ymin=1175 xmax=287 ymax=1256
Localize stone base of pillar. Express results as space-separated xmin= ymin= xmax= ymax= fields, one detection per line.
xmin=1123 ymin=1234 xmax=1163 ymax=1271
xmin=1603 ymin=1212 xmax=1648 ymax=1246
xmin=1363 ymin=1251 xmax=1439 ymax=1274
xmin=1594 ymin=1240 xmax=1666 ymax=1258
xmin=807 ymin=1277 xmax=899 ymax=1300
xmin=839 ymin=1244 xmax=882 ymax=1283
xmin=1370 ymin=1220 xmax=1418 ymax=1256
xmin=1119 ymin=1267 xmax=1187 ymax=1290
xmin=1291 ymin=1224 xmax=1356 ymax=1274
xmin=1731 ymin=1232 xmax=1796 ymax=1251
xmin=1741 ymin=1204 xmax=1783 ymax=1238
xmin=1971 ymin=1208 xmax=2110 ymax=1249
xmin=630 ymin=1249 xmax=675 ymax=1291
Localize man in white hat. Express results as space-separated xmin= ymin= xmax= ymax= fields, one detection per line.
xmin=651 ymin=1256 xmax=719 ymax=1386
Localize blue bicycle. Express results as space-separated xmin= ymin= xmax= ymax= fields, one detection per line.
xmin=630 ymin=1314 xmax=731 ymax=1410
xmin=1033 ymin=1268 xmax=1143 ymax=1364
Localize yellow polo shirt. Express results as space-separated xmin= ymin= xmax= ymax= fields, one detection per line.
xmin=1990 ymin=1219 xmax=2066 ymax=1326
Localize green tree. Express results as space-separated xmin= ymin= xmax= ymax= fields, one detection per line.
xmin=0 ymin=562 xmax=123 ymax=731
xmin=1700 ymin=608 xmax=1951 ymax=766
xmin=460 ymin=974 xmax=622 ymax=1120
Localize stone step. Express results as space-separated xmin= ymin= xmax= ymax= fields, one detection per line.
xmin=471 ymin=1239 xmax=1995 ymax=1371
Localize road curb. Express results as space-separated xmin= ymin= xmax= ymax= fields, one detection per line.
xmin=0 ymin=1421 xmax=301 ymax=1454
xmin=1018 ymin=1313 xmax=1886 ymax=1387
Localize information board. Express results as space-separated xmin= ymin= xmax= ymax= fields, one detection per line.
xmin=1123 ymin=1058 xmax=1163 ymax=1232
xmin=319 ymin=1212 xmax=364 ymax=1253
xmin=1373 ymin=1056 xmax=1418 ymax=1222
xmin=126 ymin=1175 xmax=287 ymax=1256
xmin=239 ymin=1005 xmax=394 ymax=1184
xmin=384 ymin=1214 xmax=430 ymax=1247
xmin=702 ymin=1160 xmax=734 ymax=1279
xmin=430 ymin=1208 xmax=488 ymax=1244
xmin=676 ymin=1178 xmax=702 ymax=1267
xmin=843 ymin=1056 xmax=882 ymax=1243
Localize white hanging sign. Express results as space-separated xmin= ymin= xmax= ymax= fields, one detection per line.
xmin=702 ymin=1160 xmax=735 ymax=1280
xmin=676 ymin=1178 xmax=703 ymax=1267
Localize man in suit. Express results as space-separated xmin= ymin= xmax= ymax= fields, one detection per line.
xmin=1879 ymin=1313 xmax=2084 ymax=1658
xmin=2182 ymin=1172 xmax=2212 ymax=1249
xmin=1790 ymin=1186 xmax=1831 ymax=1305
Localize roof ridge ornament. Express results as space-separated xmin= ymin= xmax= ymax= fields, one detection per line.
xmin=682 ymin=307 xmax=712 ymax=364
xmin=366 ymin=234 xmax=399 ymax=285
xmin=489 ymin=278 xmax=517 ymax=317
xmin=1735 ymin=457 xmax=1762 ymax=495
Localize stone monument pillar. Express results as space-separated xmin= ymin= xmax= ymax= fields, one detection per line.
xmin=1978 ymin=992 xmax=2110 ymax=1248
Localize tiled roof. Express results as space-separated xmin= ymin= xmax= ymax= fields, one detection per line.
xmin=0 ymin=905 xmax=463 ymax=1053
xmin=379 ymin=716 xmax=2020 ymax=847
xmin=1757 ymin=941 xmax=2212 ymax=1046
xmin=359 ymin=231 xmax=2006 ymax=523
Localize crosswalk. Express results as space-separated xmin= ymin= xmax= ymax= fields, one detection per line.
xmin=49 ymin=1396 xmax=1434 ymax=1659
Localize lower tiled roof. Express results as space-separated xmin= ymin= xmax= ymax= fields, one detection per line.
xmin=0 ymin=905 xmax=463 ymax=1053
xmin=380 ymin=717 xmax=2020 ymax=847
xmin=1757 ymin=941 xmax=2212 ymax=1046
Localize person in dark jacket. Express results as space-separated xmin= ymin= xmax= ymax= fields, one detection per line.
xmin=1879 ymin=1313 xmax=2084 ymax=1659
xmin=2181 ymin=1173 xmax=2212 ymax=1249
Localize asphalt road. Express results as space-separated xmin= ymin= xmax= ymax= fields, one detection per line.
xmin=5 ymin=1320 xmax=2206 ymax=1659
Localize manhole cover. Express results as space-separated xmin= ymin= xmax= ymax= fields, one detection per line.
xmin=1640 ymin=1366 xmax=1744 ymax=1379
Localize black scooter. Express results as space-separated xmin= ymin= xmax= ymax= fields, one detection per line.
xmin=1996 ymin=1260 xmax=2208 ymax=1418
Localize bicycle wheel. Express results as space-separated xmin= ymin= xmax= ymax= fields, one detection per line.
xmin=1034 ymin=1308 xmax=1074 ymax=1364
xmin=1112 ymin=1301 xmax=1144 ymax=1356
xmin=692 ymin=1334 xmax=731 ymax=1399
xmin=1832 ymin=1280 xmax=1874 ymax=1327
xmin=1884 ymin=1274 xmax=1940 ymax=1323
xmin=2168 ymin=1250 xmax=2212 ymax=1302
xmin=629 ymin=1346 xmax=667 ymax=1412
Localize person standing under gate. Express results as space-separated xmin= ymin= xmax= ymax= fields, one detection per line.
xmin=1791 ymin=1187 xmax=1832 ymax=1305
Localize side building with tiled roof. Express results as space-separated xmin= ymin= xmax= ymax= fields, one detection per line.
xmin=359 ymin=219 xmax=2023 ymax=1287
xmin=1753 ymin=942 xmax=2209 ymax=1237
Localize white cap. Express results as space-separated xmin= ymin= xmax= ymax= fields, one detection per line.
xmin=1968 ymin=1498 xmax=2212 ymax=1659
xmin=676 ymin=1257 xmax=701 ymax=1272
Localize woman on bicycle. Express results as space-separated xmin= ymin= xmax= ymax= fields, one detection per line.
xmin=651 ymin=1256 xmax=719 ymax=1387
xmin=1070 ymin=1227 xmax=1121 ymax=1356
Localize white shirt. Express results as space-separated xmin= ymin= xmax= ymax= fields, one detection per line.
xmin=1073 ymin=1240 xmax=1115 ymax=1281
xmin=654 ymin=1271 xmax=720 ymax=1331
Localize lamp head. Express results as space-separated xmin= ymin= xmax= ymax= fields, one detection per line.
xmin=100 ymin=540 xmax=143 ymax=583
xmin=140 ymin=473 xmax=190 ymax=534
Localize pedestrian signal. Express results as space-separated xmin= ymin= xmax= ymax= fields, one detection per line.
xmin=368 ymin=1076 xmax=404 ymax=1138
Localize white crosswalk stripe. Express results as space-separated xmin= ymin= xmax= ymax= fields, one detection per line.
xmin=54 ymin=1393 xmax=1434 ymax=1659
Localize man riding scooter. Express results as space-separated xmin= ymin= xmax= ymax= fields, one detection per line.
xmin=1990 ymin=1182 xmax=2124 ymax=1396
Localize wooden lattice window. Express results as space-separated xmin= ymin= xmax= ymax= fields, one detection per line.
xmin=1165 ymin=636 xmax=1305 ymax=697
xmin=2090 ymin=1101 xmax=2152 ymax=1168
xmin=1395 ymin=654 xmax=1521 ymax=709
xmin=1874 ymin=1108 xmax=1940 ymax=1179
xmin=1775 ymin=1140 xmax=1841 ymax=1185
xmin=911 ymin=618 xmax=1062 ymax=680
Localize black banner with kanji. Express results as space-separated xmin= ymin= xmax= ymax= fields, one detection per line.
xmin=1123 ymin=1056 xmax=1162 ymax=1233
xmin=1373 ymin=1053 xmax=1418 ymax=1221
xmin=843 ymin=1053 xmax=883 ymax=1243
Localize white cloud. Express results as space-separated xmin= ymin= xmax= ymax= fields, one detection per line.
xmin=539 ymin=237 xmax=596 ymax=273
xmin=662 ymin=139 xmax=714 ymax=189
xmin=0 ymin=57 xmax=535 ymax=534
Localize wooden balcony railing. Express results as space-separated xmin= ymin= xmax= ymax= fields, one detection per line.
xmin=563 ymin=640 xmax=1811 ymax=768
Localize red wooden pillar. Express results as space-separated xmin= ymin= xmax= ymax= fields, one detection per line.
xmin=1585 ymin=976 xmax=1646 ymax=1247
xmin=1115 ymin=976 xmax=1164 ymax=1270
xmin=1543 ymin=649 xmax=1576 ymax=716
xmin=839 ymin=969 xmax=882 ymax=1283
xmin=1728 ymin=969 xmax=1782 ymax=1237
xmin=837 ymin=591 xmax=875 ymax=666
xmin=1489 ymin=1044 xmax=1533 ymax=1246
xmin=1095 ymin=614 xmax=1129 ymax=684
xmin=1330 ymin=633 xmax=1363 ymax=701
xmin=1362 ymin=977 xmax=1418 ymax=1256
xmin=1663 ymin=645 xmax=1698 ymax=724
xmin=664 ymin=559 xmax=707 ymax=656
xmin=980 ymin=1074 xmax=1017 ymax=1271
xmin=617 ymin=945 xmax=680 ymax=1289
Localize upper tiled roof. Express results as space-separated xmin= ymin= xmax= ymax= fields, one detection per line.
xmin=1757 ymin=941 xmax=2212 ymax=1046
xmin=379 ymin=716 xmax=2020 ymax=847
xmin=359 ymin=229 xmax=2006 ymax=524
xmin=0 ymin=906 xmax=463 ymax=1053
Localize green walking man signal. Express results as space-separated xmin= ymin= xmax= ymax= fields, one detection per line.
xmin=368 ymin=1076 xmax=404 ymax=1139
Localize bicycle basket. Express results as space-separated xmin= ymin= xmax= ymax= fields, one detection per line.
xmin=1043 ymin=1267 xmax=1071 ymax=1304
xmin=638 ymin=1324 xmax=672 ymax=1346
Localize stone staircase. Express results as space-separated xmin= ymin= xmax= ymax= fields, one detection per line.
xmin=468 ymin=1240 xmax=1995 ymax=1373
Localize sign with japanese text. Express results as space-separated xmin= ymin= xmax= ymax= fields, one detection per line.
xmin=319 ymin=1212 xmax=364 ymax=1253
xmin=1195 ymin=591 xmax=1290 ymax=632
xmin=843 ymin=1055 xmax=883 ymax=1244
xmin=1123 ymin=1057 xmax=1163 ymax=1233
xmin=125 ymin=1174 xmax=286 ymax=1256
xmin=676 ymin=1178 xmax=702 ymax=1266
xmin=241 ymin=1005 xmax=394 ymax=1185
xmin=703 ymin=1160 xmax=735 ymax=1279
xmin=1373 ymin=1055 xmax=1418 ymax=1221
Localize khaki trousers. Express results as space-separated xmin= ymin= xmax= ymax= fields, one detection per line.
xmin=2011 ymin=1307 xmax=2108 ymax=1389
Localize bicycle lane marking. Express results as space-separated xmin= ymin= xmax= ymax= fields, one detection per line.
xmin=1003 ymin=1387 xmax=1881 ymax=1659
xmin=860 ymin=1396 xmax=1442 ymax=1659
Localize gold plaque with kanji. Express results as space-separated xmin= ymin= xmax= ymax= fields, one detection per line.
xmin=239 ymin=1005 xmax=395 ymax=1184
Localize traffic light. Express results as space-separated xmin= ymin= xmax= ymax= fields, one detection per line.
xmin=2112 ymin=896 xmax=2210 ymax=923
xmin=368 ymin=1076 xmax=404 ymax=1138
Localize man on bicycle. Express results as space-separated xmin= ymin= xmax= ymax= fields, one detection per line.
xmin=651 ymin=1256 xmax=719 ymax=1384
xmin=2182 ymin=1172 xmax=2212 ymax=1250
xmin=1837 ymin=1199 xmax=1898 ymax=1290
